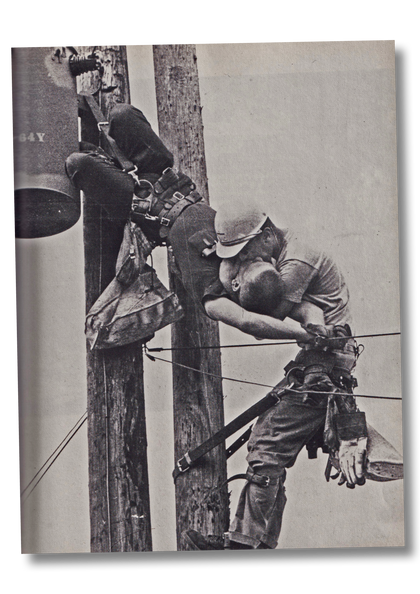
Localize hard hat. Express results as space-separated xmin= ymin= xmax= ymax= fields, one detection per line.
xmin=214 ymin=206 xmax=268 ymax=258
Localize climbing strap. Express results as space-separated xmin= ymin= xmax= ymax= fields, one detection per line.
xmin=80 ymin=94 xmax=203 ymax=242
xmin=80 ymin=94 xmax=137 ymax=174
xmin=173 ymin=387 xmax=287 ymax=482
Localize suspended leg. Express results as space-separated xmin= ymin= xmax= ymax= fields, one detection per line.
xmin=108 ymin=104 xmax=174 ymax=174
xmin=65 ymin=151 xmax=134 ymax=227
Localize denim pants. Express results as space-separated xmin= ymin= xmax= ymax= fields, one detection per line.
xmin=65 ymin=104 xmax=173 ymax=229
xmin=229 ymin=381 xmax=330 ymax=549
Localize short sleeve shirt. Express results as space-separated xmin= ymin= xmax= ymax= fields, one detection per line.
xmin=276 ymin=230 xmax=352 ymax=326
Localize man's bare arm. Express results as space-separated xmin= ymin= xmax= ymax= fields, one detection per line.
xmin=273 ymin=299 xmax=326 ymax=326
xmin=204 ymin=296 xmax=314 ymax=342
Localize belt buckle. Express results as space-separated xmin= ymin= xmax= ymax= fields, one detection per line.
xmin=97 ymin=120 xmax=109 ymax=131
xmin=160 ymin=217 xmax=170 ymax=227
xmin=176 ymin=452 xmax=192 ymax=473
xmin=246 ymin=471 xmax=271 ymax=488
xmin=260 ymin=475 xmax=271 ymax=487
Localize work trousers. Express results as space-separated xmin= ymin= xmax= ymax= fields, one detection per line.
xmin=65 ymin=104 xmax=173 ymax=232
xmin=229 ymin=339 xmax=357 ymax=550
xmin=228 ymin=380 xmax=330 ymax=549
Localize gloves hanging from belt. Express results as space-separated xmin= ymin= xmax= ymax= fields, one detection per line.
xmin=284 ymin=338 xmax=366 ymax=485
xmin=299 ymin=361 xmax=367 ymax=488
xmin=330 ymin=411 xmax=368 ymax=488
xmin=337 ymin=411 xmax=368 ymax=486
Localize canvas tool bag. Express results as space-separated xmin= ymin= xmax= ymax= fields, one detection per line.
xmin=85 ymin=221 xmax=184 ymax=349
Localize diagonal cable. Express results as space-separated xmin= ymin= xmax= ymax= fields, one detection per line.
xmin=21 ymin=412 xmax=88 ymax=504
xmin=145 ymin=352 xmax=402 ymax=401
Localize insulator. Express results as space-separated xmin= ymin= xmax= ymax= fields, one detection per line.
xmin=69 ymin=54 xmax=101 ymax=76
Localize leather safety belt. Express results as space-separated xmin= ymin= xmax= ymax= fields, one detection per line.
xmin=172 ymin=387 xmax=288 ymax=482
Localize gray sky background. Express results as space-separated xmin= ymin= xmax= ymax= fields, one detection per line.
xmin=14 ymin=41 xmax=404 ymax=554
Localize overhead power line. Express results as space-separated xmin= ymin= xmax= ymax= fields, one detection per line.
xmin=145 ymin=352 xmax=402 ymax=401
xmin=147 ymin=331 xmax=401 ymax=353
xmin=21 ymin=330 xmax=401 ymax=502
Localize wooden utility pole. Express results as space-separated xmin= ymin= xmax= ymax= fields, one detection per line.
xmin=77 ymin=46 xmax=152 ymax=552
xmin=153 ymin=45 xmax=229 ymax=549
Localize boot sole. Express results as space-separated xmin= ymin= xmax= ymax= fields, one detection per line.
xmin=181 ymin=530 xmax=224 ymax=551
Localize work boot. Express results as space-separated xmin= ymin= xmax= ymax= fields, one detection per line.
xmin=182 ymin=530 xmax=260 ymax=550
xmin=182 ymin=530 xmax=225 ymax=550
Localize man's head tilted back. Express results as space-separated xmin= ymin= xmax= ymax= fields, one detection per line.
xmin=215 ymin=204 xmax=284 ymax=314
xmin=220 ymin=259 xmax=284 ymax=316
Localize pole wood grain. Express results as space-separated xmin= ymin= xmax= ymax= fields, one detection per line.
xmin=78 ymin=45 xmax=152 ymax=552
xmin=153 ymin=44 xmax=229 ymax=550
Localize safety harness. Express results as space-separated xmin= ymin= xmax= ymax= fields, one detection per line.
xmin=80 ymin=93 xmax=203 ymax=244
xmin=173 ymin=328 xmax=361 ymax=483
xmin=130 ymin=168 xmax=203 ymax=243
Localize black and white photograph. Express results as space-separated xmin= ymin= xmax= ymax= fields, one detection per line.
xmin=13 ymin=40 xmax=403 ymax=553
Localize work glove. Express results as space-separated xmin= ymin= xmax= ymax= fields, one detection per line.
xmin=335 ymin=411 xmax=368 ymax=488
xmin=337 ymin=436 xmax=367 ymax=487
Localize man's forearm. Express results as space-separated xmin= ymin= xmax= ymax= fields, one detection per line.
xmin=204 ymin=297 xmax=312 ymax=342
xmin=240 ymin=314 xmax=312 ymax=341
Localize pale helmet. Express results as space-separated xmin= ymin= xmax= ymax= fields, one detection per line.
xmin=214 ymin=205 xmax=268 ymax=258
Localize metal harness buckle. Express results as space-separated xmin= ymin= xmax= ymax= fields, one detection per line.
xmin=245 ymin=471 xmax=271 ymax=488
xmin=97 ymin=120 xmax=109 ymax=131
xmin=176 ymin=452 xmax=193 ymax=473
xmin=126 ymin=165 xmax=140 ymax=181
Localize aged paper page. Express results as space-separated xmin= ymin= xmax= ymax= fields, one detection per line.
xmin=16 ymin=41 xmax=403 ymax=553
